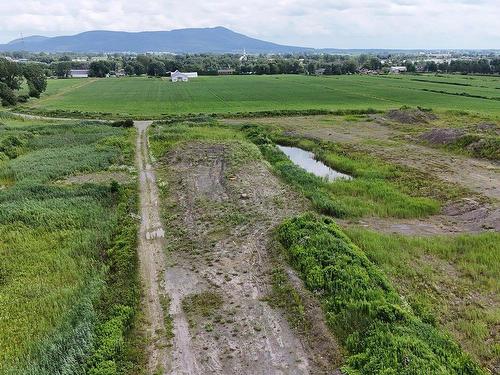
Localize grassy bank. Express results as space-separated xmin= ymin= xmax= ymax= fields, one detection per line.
xmin=243 ymin=124 xmax=447 ymax=219
xmin=345 ymin=228 xmax=500 ymax=371
xmin=237 ymin=121 xmax=494 ymax=371
xmin=277 ymin=214 xmax=484 ymax=374
xmin=0 ymin=117 xmax=141 ymax=374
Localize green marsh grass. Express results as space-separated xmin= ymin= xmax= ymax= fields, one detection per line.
xmin=244 ymin=124 xmax=440 ymax=219
xmin=0 ymin=118 xmax=140 ymax=374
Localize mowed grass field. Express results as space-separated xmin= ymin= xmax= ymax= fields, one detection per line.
xmin=23 ymin=74 xmax=500 ymax=117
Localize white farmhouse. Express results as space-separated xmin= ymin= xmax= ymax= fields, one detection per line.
xmin=170 ymin=70 xmax=198 ymax=82
xmin=389 ymin=66 xmax=407 ymax=74
xmin=69 ymin=69 xmax=89 ymax=78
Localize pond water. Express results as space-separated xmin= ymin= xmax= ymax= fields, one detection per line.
xmin=277 ymin=145 xmax=352 ymax=181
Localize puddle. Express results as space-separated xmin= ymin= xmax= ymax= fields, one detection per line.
xmin=277 ymin=145 xmax=352 ymax=181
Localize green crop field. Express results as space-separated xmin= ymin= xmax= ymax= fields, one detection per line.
xmin=21 ymin=74 xmax=500 ymax=118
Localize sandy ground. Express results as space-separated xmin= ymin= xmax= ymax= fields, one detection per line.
xmin=158 ymin=142 xmax=341 ymax=374
xmin=224 ymin=116 xmax=500 ymax=235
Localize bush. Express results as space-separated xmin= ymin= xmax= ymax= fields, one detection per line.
xmin=0 ymin=83 xmax=17 ymax=106
xmin=277 ymin=214 xmax=485 ymax=374
xmin=0 ymin=134 xmax=29 ymax=159
xmin=16 ymin=94 xmax=30 ymax=103
xmin=28 ymin=88 xmax=41 ymax=98
xmin=111 ymin=119 xmax=134 ymax=128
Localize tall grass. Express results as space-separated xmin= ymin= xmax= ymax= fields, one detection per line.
xmin=277 ymin=214 xmax=485 ymax=374
xmin=244 ymin=124 xmax=440 ymax=219
xmin=0 ymin=119 xmax=139 ymax=374
xmin=344 ymin=228 xmax=500 ymax=369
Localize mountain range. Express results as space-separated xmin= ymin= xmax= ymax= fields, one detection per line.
xmin=0 ymin=27 xmax=315 ymax=54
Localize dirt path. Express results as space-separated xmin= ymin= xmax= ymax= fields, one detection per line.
xmin=157 ymin=142 xmax=341 ymax=374
xmin=135 ymin=120 xmax=169 ymax=373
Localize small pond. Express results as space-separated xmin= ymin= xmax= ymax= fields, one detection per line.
xmin=277 ymin=145 xmax=352 ymax=181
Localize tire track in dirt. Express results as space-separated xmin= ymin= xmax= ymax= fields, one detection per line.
xmin=158 ymin=142 xmax=342 ymax=374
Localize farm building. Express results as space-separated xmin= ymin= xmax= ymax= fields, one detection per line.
xmin=218 ymin=69 xmax=235 ymax=75
xmin=170 ymin=70 xmax=198 ymax=82
xmin=389 ymin=66 xmax=407 ymax=74
xmin=315 ymin=68 xmax=326 ymax=75
xmin=69 ymin=69 xmax=89 ymax=78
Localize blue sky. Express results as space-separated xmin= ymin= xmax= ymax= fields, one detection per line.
xmin=0 ymin=0 xmax=499 ymax=48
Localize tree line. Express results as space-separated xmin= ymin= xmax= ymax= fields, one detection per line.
xmin=0 ymin=58 xmax=47 ymax=106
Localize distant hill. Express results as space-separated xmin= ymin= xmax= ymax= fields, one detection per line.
xmin=0 ymin=27 xmax=314 ymax=54
xmin=7 ymin=35 xmax=49 ymax=45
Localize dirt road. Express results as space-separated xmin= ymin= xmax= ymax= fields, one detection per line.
xmin=135 ymin=120 xmax=169 ymax=373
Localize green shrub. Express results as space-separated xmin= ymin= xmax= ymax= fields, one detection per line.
xmin=277 ymin=214 xmax=484 ymax=374
xmin=447 ymin=134 xmax=500 ymax=161
xmin=0 ymin=83 xmax=17 ymax=106
xmin=111 ymin=119 xmax=134 ymax=128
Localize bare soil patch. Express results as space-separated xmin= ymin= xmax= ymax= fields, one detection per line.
xmin=476 ymin=122 xmax=500 ymax=135
xmin=385 ymin=108 xmax=438 ymax=124
xmin=158 ymin=142 xmax=342 ymax=374
xmin=341 ymin=198 xmax=499 ymax=235
xmin=419 ymin=128 xmax=465 ymax=145
xmin=60 ymin=171 xmax=133 ymax=184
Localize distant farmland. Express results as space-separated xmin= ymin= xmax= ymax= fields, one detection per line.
xmin=22 ymin=74 xmax=500 ymax=117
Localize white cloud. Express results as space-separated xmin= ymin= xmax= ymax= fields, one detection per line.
xmin=0 ymin=0 xmax=498 ymax=48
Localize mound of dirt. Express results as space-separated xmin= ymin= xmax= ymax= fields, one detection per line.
xmin=441 ymin=198 xmax=482 ymax=216
xmin=386 ymin=109 xmax=438 ymax=124
xmin=419 ymin=128 xmax=465 ymax=145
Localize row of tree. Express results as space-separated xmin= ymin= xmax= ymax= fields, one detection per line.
xmin=418 ymin=59 xmax=500 ymax=74
xmin=0 ymin=58 xmax=47 ymax=105
xmin=9 ymin=52 xmax=500 ymax=78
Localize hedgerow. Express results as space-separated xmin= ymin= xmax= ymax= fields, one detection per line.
xmin=277 ymin=213 xmax=485 ymax=374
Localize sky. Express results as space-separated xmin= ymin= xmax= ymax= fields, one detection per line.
xmin=0 ymin=0 xmax=499 ymax=49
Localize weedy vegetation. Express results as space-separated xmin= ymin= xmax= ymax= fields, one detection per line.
xmin=0 ymin=116 xmax=142 ymax=374
xmin=243 ymin=124 xmax=447 ymax=219
xmin=277 ymin=213 xmax=485 ymax=374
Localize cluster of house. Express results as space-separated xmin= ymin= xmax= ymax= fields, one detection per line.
xmin=68 ymin=69 xmax=126 ymax=78
xmin=67 ymin=69 xmax=202 ymax=81
xmin=314 ymin=66 xmax=408 ymax=75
